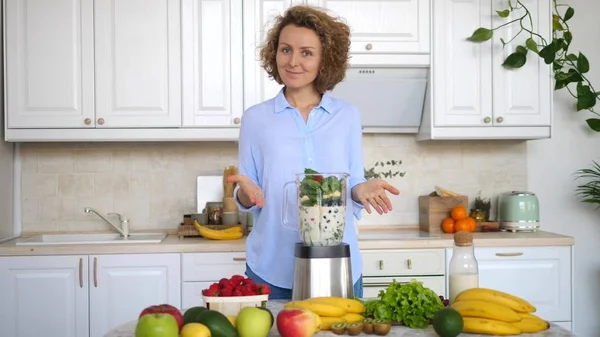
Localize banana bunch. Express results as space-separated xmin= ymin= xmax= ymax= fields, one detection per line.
xmin=193 ymin=220 xmax=244 ymax=240
xmin=284 ymin=297 xmax=366 ymax=330
xmin=452 ymin=288 xmax=549 ymax=335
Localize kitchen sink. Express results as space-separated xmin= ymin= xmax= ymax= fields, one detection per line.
xmin=15 ymin=232 xmax=167 ymax=246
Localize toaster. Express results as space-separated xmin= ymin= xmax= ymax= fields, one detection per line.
xmin=497 ymin=191 xmax=540 ymax=232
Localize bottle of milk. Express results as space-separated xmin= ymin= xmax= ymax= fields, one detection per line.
xmin=448 ymin=231 xmax=479 ymax=304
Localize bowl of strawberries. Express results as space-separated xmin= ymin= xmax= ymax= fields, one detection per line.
xmin=201 ymin=274 xmax=271 ymax=317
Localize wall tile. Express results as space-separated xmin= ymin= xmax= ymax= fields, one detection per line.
xmin=19 ymin=136 xmax=528 ymax=233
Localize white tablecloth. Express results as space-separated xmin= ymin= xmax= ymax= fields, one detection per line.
xmin=105 ymin=301 xmax=575 ymax=337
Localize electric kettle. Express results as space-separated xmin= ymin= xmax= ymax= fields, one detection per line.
xmin=497 ymin=191 xmax=540 ymax=232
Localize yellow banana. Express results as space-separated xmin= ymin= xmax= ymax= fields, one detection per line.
xmin=220 ymin=225 xmax=243 ymax=233
xmin=305 ymin=297 xmax=366 ymax=314
xmin=314 ymin=314 xmax=323 ymax=333
xmin=319 ymin=316 xmax=346 ymax=330
xmin=450 ymin=300 xmax=521 ymax=322
xmin=284 ymin=301 xmax=347 ymax=317
xmin=511 ymin=315 xmax=549 ymax=333
xmin=462 ymin=317 xmax=522 ymax=336
xmin=340 ymin=313 xmax=366 ymax=324
xmin=193 ymin=221 xmax=244 ymax=240
xmin=455 ymin=288 xmax=536 ymax=313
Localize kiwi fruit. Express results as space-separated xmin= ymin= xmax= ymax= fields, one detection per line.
xmin=331 ymin=322 xmax=347 ymax=335
xmin=346 ymin=322 xmax=364 ymax=336
xmin=363 ymin=318 xmax=374 ymax=334
xmin=372 ymin=319 xmax=392 ymax=336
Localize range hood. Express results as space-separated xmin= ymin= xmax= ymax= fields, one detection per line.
xmin=329 ymin=66 xmax=429 ymax=134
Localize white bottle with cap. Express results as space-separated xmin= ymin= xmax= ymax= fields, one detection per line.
xmin=448 ymin=231 xmax=479 ymax=304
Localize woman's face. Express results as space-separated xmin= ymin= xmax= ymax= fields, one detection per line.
xmin=276 ymin=24 xmax=322 ymax=91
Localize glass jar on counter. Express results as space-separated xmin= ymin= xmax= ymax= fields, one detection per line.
xmin=205 ymin=201 xmax=223 ymax=225
xmin=448 ymin=231 xmax=479 ymax=304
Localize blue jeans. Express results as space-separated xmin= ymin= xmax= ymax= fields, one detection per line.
xmin=245 ymin=264 xmax=363 ymax=300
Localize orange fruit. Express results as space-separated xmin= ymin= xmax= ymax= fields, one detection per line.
xmin=450 ymin=206 xmax=468 ymax=221
xmin=442 ymin=217 xmax=455 ymax=233
xmin=455 ymin=217 xmax=476 ymax=232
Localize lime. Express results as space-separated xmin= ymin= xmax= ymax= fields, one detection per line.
xmin=432 ymin=307 xmax=464 ymax=337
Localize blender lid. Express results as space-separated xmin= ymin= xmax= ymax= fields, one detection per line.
xmin=294 ymin=242 xmax=351 ymax=259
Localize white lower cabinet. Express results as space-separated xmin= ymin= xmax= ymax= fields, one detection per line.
xmin=0 ymin=253 xmax=181 ymax=337
xmin=181 ymin=252 xmax=247 ymax=309
xmin=360 ymin=249 xmax=446 ymax=299
xmin=445 ymin=246 xmax=573 ymax=331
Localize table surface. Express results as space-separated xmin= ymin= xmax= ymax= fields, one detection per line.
xmin=105 ymin=301 xmax=575 ymax=337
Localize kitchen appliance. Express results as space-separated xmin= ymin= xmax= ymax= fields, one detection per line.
xmin=497 ymin=191 xmax=540 ymax=232
xmin=283 ymin=172 xmax=354 ymax=300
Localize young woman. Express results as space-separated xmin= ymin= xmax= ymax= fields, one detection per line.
xmin=229 ymin=5 xmax=400 ymax=300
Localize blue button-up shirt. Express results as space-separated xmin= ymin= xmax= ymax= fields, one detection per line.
xmin=234 ymin=88 xmax=366 ymax=289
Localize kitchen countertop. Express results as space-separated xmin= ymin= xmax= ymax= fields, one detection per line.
xmin=0 ymin=226 xmax=574 ymax=256
xmin=105 ymin=300 xmax=574 ymax=337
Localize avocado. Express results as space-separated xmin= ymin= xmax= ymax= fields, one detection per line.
xmin=183 ymin=306 xmax=208 ymax=325
xmin=196 ymin=309 xmax=238 ymax=337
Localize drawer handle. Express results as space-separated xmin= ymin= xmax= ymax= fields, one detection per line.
xmin=365 ymin=282 xmax=407 ymax=287
xmin=495 ymin=252 xmax=523 ymax=257
xmin=407 ymin=259 xmax=412 ymax=269
xmin=233 ymin=257 xmax=246 ymax=261
xmin=378 ymin=260 xmax=384 ymax=270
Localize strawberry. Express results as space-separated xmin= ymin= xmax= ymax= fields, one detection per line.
xmin=219 ymin=288 xmax=233 ymax=297
xmin=258 ymin=284 xmax=271 ymax=295
xmin=232 ymin=289 xmax=243 ymax=297
xmin=230 ymin=274 xmax=245 ymax=285
xmin=242 ymin=278 xmax=255 ymax=285
xmin=208 ymin=283 xmax=220 ymax=291
xmin=218 ymin=278 xmax=230 ymax=288
xmin=241 ymin=287 xmax=254 ymax=296
xmin=202 ymin=288 xmax=220 ymax=297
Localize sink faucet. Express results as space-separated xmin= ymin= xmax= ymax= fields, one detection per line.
xmin=84 ymin=207 xmax=130 ymax=237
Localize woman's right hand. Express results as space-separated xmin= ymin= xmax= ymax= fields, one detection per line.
xmin=227 ymin=175 xmax=265 ymax=208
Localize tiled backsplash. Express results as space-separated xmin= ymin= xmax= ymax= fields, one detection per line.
xmin=20 ymin=135 xmax=527 ymax=233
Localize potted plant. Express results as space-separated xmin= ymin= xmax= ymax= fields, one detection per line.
xmin=574 ymin=160 xmax=600 ymax=208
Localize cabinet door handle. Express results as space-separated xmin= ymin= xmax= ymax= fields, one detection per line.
xmin=378 ymin=260 xmax=384 ymax=270
xmin=407 ymin=259 xmax=412 ymax=269
xmin=495 ymin=252 xmax=523 ymax=257
xmin=233 ymin=257 xmax=246 ymax=261
xmin=79 ymin=258 xmax=83 ymax=288
xmin=93 ymin=257 xmax=98 ymax=287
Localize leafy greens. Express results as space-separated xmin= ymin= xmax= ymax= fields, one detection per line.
xmin=362 ymin=279 xmax=444 ymax=329
xmin=300 ymin=168 xmax=343 ymax=207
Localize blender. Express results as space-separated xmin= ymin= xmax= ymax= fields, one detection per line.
xmin=283 ymin=170 xmax=354 ymax=300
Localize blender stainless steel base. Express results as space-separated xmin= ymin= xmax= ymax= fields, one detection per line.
xmin=291 ymin=242 xmax=354 ymax=301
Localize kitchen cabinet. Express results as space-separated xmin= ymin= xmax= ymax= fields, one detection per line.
xmin=181 ymin=252 xmax=247 ymax=309
xmin=417 ymin=0 xmax=553 ymax=140
xmin=360 ymin=249 xmax=446 ymax=299
xmin=445 ymin=245 xmax=573 ymax=331
xmin=242 ymin=0 xmax=429 ymax=110
xmin=0 ymin=253 xmax=180 ymax=337
xmin=4 ymin=0 xmax=243 ymax=142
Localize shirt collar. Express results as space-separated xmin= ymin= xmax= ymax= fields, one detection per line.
xmin=273 ymin=87 xmax=334 ymax=115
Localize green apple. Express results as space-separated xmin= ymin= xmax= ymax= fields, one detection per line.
xmin=236 ymin=306 xmax=274 ymax=337
xmin=135 ymin=313 xmax=179 ymax=337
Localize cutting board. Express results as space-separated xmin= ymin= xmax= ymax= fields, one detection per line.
xmin=197 ymin=176 xmax=224 ymax=213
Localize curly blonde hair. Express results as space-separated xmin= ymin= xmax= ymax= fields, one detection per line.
xmin=259 ymin=5 xmax=351 ymax=94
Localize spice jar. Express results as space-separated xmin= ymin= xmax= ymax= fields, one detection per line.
xmin=470 ymin=209 xmax=486 ymax=223
xmin=205 ymin=202 xmax=223 ymax=225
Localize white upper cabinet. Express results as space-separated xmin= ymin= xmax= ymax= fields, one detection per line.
xmin=5 ymin=0 xmax=95 ymax=129
xmin=93 ymin=0 xmax=182 ymax=128
xmin=308 ymin=0 xmax=430 ymax=66
xmin=418 ymin=0 xmax=553 ymax=140
xmin=181 ymin=0 xmax=243 ymax=127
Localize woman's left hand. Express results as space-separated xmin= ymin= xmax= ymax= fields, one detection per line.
xmin=352 ymin=179 xmax=401 ymax=215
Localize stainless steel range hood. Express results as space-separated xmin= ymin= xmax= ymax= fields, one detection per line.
xmin=329 ymin=66 xmax=429 ymax=134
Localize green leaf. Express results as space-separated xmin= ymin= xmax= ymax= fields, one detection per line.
xmin=563 ymin=31 xmax=573 ymax=44
xmin=502 ymin=52 xmax=527 ymax=69
xmin=496 ymin=9 xmax=510 ymax=18
xmin=539 ymin=44 xmax=556 ymax=64
xmin=516 ymin=45 xmax=528 ymax=55
xmin=577 ymin=85 xmax=596 ymax=110
xmin=577 ymin=53 xmax=590 ymax=73
xmin=468 ymin=28 xmax=493 ymax=42
xmin=500 ymin=37 xmax=506 ymax=46
xmin=552 ymin=15 xmax=564 ymax=31
xmin=586 ymin=118 xmax=600 ymax=132
xmin=525 ymin=38 xmax=539 ymax=53
xmin=564 ymin=7 xmax=575 ymax=21
xmin=567 ymin=53 xmax=578 ymax=62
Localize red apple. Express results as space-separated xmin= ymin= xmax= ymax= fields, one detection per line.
xmin=276 ymin=308 xmax=319 ymax=337
xmin=139 ymin=304 xmax=183 ymax=331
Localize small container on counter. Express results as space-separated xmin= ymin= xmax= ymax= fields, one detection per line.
xmin=448 ymin=231 xmax=479 ymax=304
xmin=206 ymin=201 xmax=223 ymax=225
xmin=183 ymin=214 xmax=192 ymax=226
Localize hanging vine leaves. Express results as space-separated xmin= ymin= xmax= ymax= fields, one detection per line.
xmin=466 ymin=0 xmax=600 ymax=133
